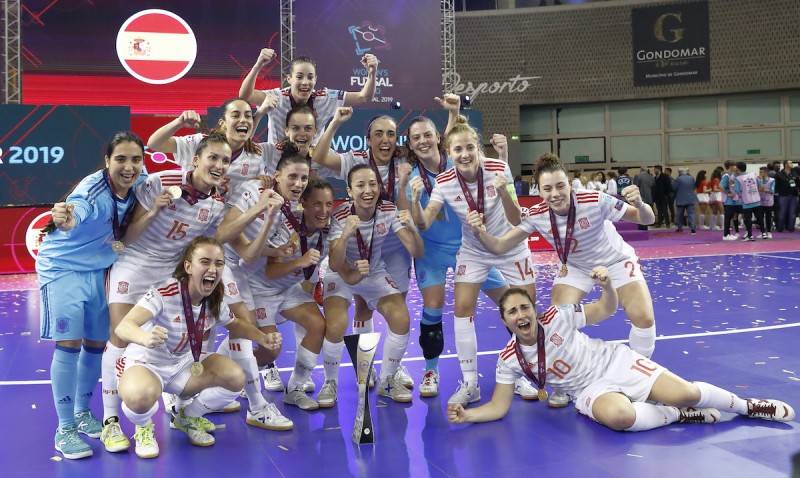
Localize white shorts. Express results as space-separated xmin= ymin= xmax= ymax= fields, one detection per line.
xmin=383 ymin=249 xmax=412 ymax=293
xmin=553 ymin=256 xmax=645 ymax=293
xmin=108 ymin=262 xmax=172 ymax=305
xmin=696 ymin=193 xmax=710 ymax=204
xmin=121 ymin=345 xmax=214 ymax=396
xmin=574 ymin=345 xmax=667 ymax=421
xmin=454 ymin=246 xmax=536 ymax=286
xmin=710 ymin=191 xmax=725 ymax=203
xmin=252 ymin=283 xmax=315 ymax=328
xmin=324 ymin=266 xmax=401 ymax=310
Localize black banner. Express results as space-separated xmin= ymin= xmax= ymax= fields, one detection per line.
xmin=632 ymin=1 xmax=710 ymax=86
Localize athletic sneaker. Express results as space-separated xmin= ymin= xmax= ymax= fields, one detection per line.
xmin=766 ymin=232 xmax=773 ymax=239
xmin=548 ymin=391 xmax=573 ymax=408
xmin=678 ymin=407 xmax=720 ymax=423
xmin=394 ymin=365 xmax=414 ymax=390
xmin=173 ymin=407 xmax=215 ymax=446
xmin=741 ymin=235 xmax=754 ymax=241
xmin=246 ymin=403 xmax=293 ymax=431
xmin=74 ymin=409 xmax=102 ymax=438
xmin=303 ymin=378 xmax=316 ymax=393
xmin=316 ymin=380 xmax=338 ymax=408
xmin=168 ymin=405 xmax=216 ymax=432
xmin=761 ymin=233 xmax=768 ymax=239
xmin=263 ymin=365 xmax=284 ymax=392
xmin=514 ymin=377 xmax=538 ymax=400
xmin=132 ymin=422 xmax=159 ymax=459
xmin=284 ymin=387 xmax=320 ymax=410
xmin=746 ymin=399 xmax=795 ymax=422
xmin=447 ymin=381 xmax=480 ymax=405
xmin=376 ymin=375 xmax=413 ymax=403
xmin=100 ymin=417 xmax=130 ymax=452
xmin=55 ymin=425 xmax=93 ymax=459
xmin=723 ymin=234 xmax=739 ymax=241
xmin=419 ymin=370 xmax=440 ymax=398
xmin=368 ymin=366 xmax=377 ymax=388
xmin=211 ymin=400 xmax=241 ymax=413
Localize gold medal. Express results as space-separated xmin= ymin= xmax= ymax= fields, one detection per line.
xmin=537 ymin=388 xmax=548 ymax=401
xmin=301 ymin=280 xmax=313 ymax=293
xmin=295 ymin=204 xmax=304 ymax=212
xmin=290 ymin=232 xmax=300 ymax=244
xmin=190 ymin=361 xmax=204 ymax=377
xmin=111 ymin=241 xmax=125 ymax=254
xmin=167 ymin=185 xmax=183 ymax=200
xmin=559 ymin=264 xmax=568 ymax=277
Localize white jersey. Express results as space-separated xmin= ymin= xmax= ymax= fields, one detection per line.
xmin=117 ymin=170 xmax=227 ymax=267
xmin=127 ymin=278 xmax=234 ymax=364
xmin=222 ymin=179 xmax=274 ymax=276
xmin=263 ymin=212 xmax=331 ymax=291
xmin=495 ymin=304 xmax=614 ymax=397
xmin=173 ymin=133 xmax=267 ymax=197
xmin=258 ymin=141 xmax=337 ymax=179
xmin=430 ymin=159 xmax=526 ymax=256
xmin=263 ymin=86 xmax=346 ymax=144
xmin=519 ymin=191 xmax=634 ymax=270
xmin=329 ymin=201 xmax=405 ymax=273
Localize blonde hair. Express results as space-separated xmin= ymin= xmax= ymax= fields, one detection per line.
xmin=444 ymin=115 xmax=484 ymax=156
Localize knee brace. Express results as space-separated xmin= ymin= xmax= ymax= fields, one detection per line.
xmin=419 ymin=322 xmax=444 ymax=360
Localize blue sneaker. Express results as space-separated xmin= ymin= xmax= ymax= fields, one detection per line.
xmin=55 ymin=425 xmax=93 ymax=459
xmin=74 ymin=409 xmax=102 ymax=438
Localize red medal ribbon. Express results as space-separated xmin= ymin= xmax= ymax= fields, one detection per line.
xmin=298 ymin=213 xmax=325 ymax=281
xmin=180 ymin=171 xmax=211 ymax=206
xmin=351 ymin=203 xmax=377 ymax=261
xmin=456 ymin=165 xmax=485 ymax=222
xmin=548 ymin=193 xmax=576 ymax=268
xmin=179 ymin=279 xmax=207 ymax=364
xmin=513 ymin=320 xmax=546 ymax=390
xmin=369 ymin=154 xmax=396 ymax=202
xmin=101 ymin=169 xmax=136 ymax=240
xmin=418 ymin=150 xmax=448 ymax=196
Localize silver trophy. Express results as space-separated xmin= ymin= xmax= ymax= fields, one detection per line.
xmin=344 ymin=332 xmax=381 ymax=445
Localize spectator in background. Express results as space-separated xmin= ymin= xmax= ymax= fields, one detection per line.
xmin=616 ymin=167 xmax=633 ymax=200
xmin=694 ymin=170 xmax=711 ymax=230
xmin=652 ymin=165 xmax=672 ymax=228
xmin=633 ymin=167 xmax=655 ymax=231
xmin=606 ymin=171 xmax=618 ymax=197
xmin=774 ymin=160 xmax=799 ymax=232
xmin=708 ymin=167 xmax=725 ymax=231
xmin=758 ymin=166 xmax=775 ymax=239
xmin=572 ymin=170 xmax=584 ymax=191
xmin=528 ymin=177 xmax=539 ymax=197
xmin=664 ymin=167 xmax=676 ymax=224
xmin=769 ymin=161 xmax=780 ymax=228
xmin=586 ymin=172 xmax=607 ymax=192
xmin=734 ymin=162 xmax=761 ymax=241
xmin=514 ymin=176 xmax=524 ymax=196
xmin=673 ymin=167 xmax=697 ymax=234
xmin=720 ymin=160 xmax=742 ymax=240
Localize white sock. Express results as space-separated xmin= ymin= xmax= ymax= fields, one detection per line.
xmin=184 ymin=387 xmax=239 ymax=417
xmin=294 ymin=323 xmax=307 ymax=350
xmin=287 ymin=345 xmax=318 ymax=391
xmin=454 ymin=316 xmax=478 ymax=384
xmin=628 ymin=324 xmax=656 ymax=358
xmin=698 ymin=214 xmax=705 ymax=227
xmin=101 ymin=343 xmax=126 ymax=421
xmin=378 ymin=330 xmax=408 ymax=380
xmin=322 ymin=338 xmax=344 ymax=382
xmin=227 ymin=338 xmax=267 ymax=410
xmin=121 ymin=401 xmax=159 ymax=427
xmin=624 ymin=402 xmax=679 ymax=431
xmin=353 ymin=318 xmax=374 ymax=335
xmin=709 ymin=214 xmax=716 ymax=227
xmin=694 ymin=381 xmax=747 ymax=414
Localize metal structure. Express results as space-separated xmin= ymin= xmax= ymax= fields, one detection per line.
xmin=280 ymin=0 xmax=293 ymax=86
xmin=2 ymin=0 xmax=21 ymax=103
xmin=441 ymin=0 xmax=456 ymax=94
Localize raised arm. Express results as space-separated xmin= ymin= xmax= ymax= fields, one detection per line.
xmin=147 ymin=111 xmax=202 ymax=154
xmin=582 ymin=266 xmax=619 ymax=325
xmin=239 ymin=48 xmax=276 ymax=105
xmin=115 ymin=306 xmax=165 ymax=349
xmin=493 ymin=173 xmax=522 ymax=226
xmin=409 ymin=176 xmax=444 ymax=231
xmin=620 ymin=185 xmax=655 ymax=225
xmin=343 ymin=54 xmax=378 ymax=105
xmin=469 ymin=215 xmax=530 ymax=256
xmin=231 ymin=192 xmax=284 ymax=264
xmin=328 ymin=215 xmax=360 ymax=272
xmin=395 ymin=210 xmax=425 ymax=258
xmin=120 ymin=191 xmax=174 ymax=247
xmin=447 ymin=382 xmax=515 ymax=424
xmin=310 ymin=107 xmax=351 ymax=173
xmin=436 ymin=93 xmax=460 ymax=136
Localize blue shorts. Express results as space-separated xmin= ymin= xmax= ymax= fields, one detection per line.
xmin=414 ymin=246 xmax=507 ymax=291
xmin=39 ymin=270 xmax=110 ymax=342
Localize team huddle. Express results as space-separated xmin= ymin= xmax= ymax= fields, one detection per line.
xmin=36 ymin=48 xmax=794 ymax=461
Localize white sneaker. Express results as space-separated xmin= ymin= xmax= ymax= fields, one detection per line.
xmin=132 ymin=422 xmax=159 ymax=459
xmin=699 ymin=225 xmax=710 ymax=230
xmin=316 ymin=380 xmax=337 ymax=408
xmin=447 ymin=381 xmax=480 ymax=405
xmin=722 ymin=234 xmax=738 ymax=241
xmin=419 ymin=370 xmax=439 ymax=398
xmin=513 ymin=377 xmax=538 ymax=400
xmin=548 ymin=391 xmax=573 ymax=408
xmin=100 ymin=418 xmax=130 ymax=452
xmin=303 ymin=378 xmax=316 ymax=393
xmin=746 ymin=398 xmax=795 ymax=422
xmin=711 ymin=225 xmax=721 ymax=231
xmin=263 ymin=365 xmax=284 ymax=392
xmin=766 ymin=232 xmax=773 ymax=239
xmin=173 ymin=407 xmax=215 ymax=447
xmin=394 ymin=365 xmax=414 ymax=390
xmin=376 ymin=375 xmax=413 ymax=403
xmin=246 ymin=403 xmax=293 ymax=431
xmin=284 ymin=387 xmax=320 ymax=410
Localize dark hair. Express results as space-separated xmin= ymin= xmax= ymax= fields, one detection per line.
xmin=736 ymin=161 xmax=747 ymax=172
xmin=209 ymin=97 xmax=261 ymax=156
xmin=498 ymin=287 xmax=535 ymax=320
xmin=274 ymin=142 xmax=310 ymax=197
xmin=172 ymin=236 xmax=225 ymax=318
xmin=195 ymin=132 xmax=231 ymax=159
xmin=444 ymin=115 xmax=483 ymax=155
xmin=694 ymin=170 xmax=707 ymax=189
xmin=289 ymin=56 xmax=316 ymax=74
xmin=41 ymin=131 xmax=144 ymax=236
xmin=759 ymin=166 xmax=768 ymax=172
xmin=618 ymin=167 xmax=628 ymax=175
xmin=665 ymin=167 xmax=672 ymax=174
xmin=533 ymin=152 xmax=569 ymax=184
xmin=301 ymin=177 xmax=334 ymax=201
xmin=346 ymin=163 xmax=376 ymax=188
xmin=654 ymin=165 xmax=663 ymax=172
xmin=285 ymin=105 xmax=317 ymax=132
xmin=711 ymin=168 xmax=723 ymax=181
xmin=405 ymin=116 xmax=443 ymax=167
xmin=724 ymin=160 xmax=735 ymax=169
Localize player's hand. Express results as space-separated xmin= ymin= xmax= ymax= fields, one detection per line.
xmin=275 ymin=240 xmax=298 ymax=259
xmin=151 ymin=189 xmax=174 ymax=214
xmin=397 ymin=209 xmax=417 ymax=231
xmin=51 ymin=202 xmax=76 ymax=231
xmin=354 ymin=259 xmax=370 ymax=277
xmin=176 ymin=110 xmax=201 ymax=129
xmin=447 ymin=403 xmax=468 ymax=424
xmin=492 ymin=173 xmax=509 ymax=194
xmin=257 ymin=93 xmax=279 ymax=114
xmin=409 ymin=176 xmax=425 ymax=202
xmin=589 ymin=266 xmax=611 ymax=287
xmin=263 ymin=190 xmax=284 ymax=217
xmin=256 ymin=48 xmax=276 ymax=68
xmin=622 ymin=185 xmax=643 ymax=208
xmin=342 ymin=215 xmax=361 ymax=238
xmin=298 ymin=248 xmax=321 ymax=268
xmin=144 ymin=325 xmax=168 ymax=349
xmin=435 ymin=93 xmax=460 ymax=114
xmin=361 ymin=54 xmax=379 ymax=74
xmin=397 ymin=163 xmax=412 ymax=187
xmin=258 ymin=331 xmax=282 ymax=351
xmin=490 ymin=134 xmax=508 ymax=160
xmin=332 ymin=107 xmax=353 ymax=125
xmin=466 ymin=209 xmax=486 ymax=233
